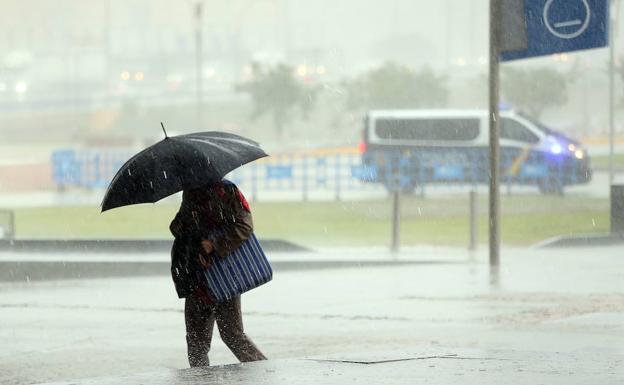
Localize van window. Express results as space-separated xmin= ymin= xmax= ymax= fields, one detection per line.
xmin=501 ymin=118 xmax=539 ymax=143
xmin=374 ymin=118 xmax=480 ymax=141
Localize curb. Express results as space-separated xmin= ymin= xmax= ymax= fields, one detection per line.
xmin=0 ymin=238 xmax=310 ymax=253
xmin=533 ymin=232 xmax=624 ymax=248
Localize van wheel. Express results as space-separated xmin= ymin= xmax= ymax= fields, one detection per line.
xmin=384 ymin=181 xmax=417 ymax=194
xmin=538 ymin=180 xmax=564 ymax=195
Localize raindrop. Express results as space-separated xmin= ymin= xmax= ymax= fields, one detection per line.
xmin=150 ymin=181 xmax=153 ymax=189
xmin=163 ymin=170 xmax=168 ymax=179
xmin=591 ymin=218 xmax=596 ymax=227
xmin=128 ymin=169 xmax=132 ymax=176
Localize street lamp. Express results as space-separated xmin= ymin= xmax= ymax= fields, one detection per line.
xmin=186 ymin=0 xmax=204 ymax=128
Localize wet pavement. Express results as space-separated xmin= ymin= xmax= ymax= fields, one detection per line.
xmin=2 ymin=246 xmax=623 ymax=384
xmin=36 ymin=349 xmax=624 ymax=385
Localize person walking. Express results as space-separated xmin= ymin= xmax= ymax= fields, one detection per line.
xmin=169 ymin=180 xmax=267 ymax=367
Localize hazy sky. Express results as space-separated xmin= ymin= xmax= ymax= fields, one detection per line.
xmin=0 ymin=1 xmax=508 ymax=70
xmin=2 ymin=0 xmax=621 ymax=74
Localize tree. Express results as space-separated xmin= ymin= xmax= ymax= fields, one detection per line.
xmin=343 ymin=62 xmax=448 ymax=112
xmin=237 ymin=63 xmax=316 ymax=137
xmin=501 ymin=67 xmax=568 ymax=118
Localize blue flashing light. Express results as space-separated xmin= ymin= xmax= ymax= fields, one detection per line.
xmin=550 ymin=144 xmax=562 ymax=154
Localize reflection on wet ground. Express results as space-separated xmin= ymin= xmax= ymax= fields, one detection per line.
xmin=1 ymin=246 xmax=623 ymax=384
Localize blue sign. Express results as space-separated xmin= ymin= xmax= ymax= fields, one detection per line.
xmin=433 ymin=165 xmax=465 ymax=180
xmin=519 ymin=163 xmax=548 ymax=178
xmin=501 ymin=0 xmax=608 ymax=61
xmin=51 ymin=150 xmax=81 ymax=185
xmin=266 ymin=165 xmax=293 ymax=180
xmin=351 ymin=165 xmax=377 ymax=181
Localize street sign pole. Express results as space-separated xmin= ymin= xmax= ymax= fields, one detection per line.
xmin=391 ymin=191 xmax=400 ymax=254
xmin=496 ymin=0 xmax=609 ymax=284
xmin=195 ymin=2 xmax=204 ymax=129
xmin=609 ymin=0 xmax=616 ymax=187
xmin=489 ymin=0 xmax=502 ymax=282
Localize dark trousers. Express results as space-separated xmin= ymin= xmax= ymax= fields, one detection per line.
xmin=184 ymin=295 xmax=267 ymax=367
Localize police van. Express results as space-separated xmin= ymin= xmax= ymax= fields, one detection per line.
xmin=359 ymin=109 xmax=591 ymax=194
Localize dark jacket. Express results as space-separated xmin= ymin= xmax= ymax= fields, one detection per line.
xmin=170 ymin=181 xmax=253 ymax=298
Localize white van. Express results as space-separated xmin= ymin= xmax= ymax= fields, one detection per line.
xmin=359 ymin=109 xmax=591 ymax=194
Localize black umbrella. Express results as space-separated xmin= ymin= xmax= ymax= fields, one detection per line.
xmin=101 ymin=126 xmax=268 ymax=212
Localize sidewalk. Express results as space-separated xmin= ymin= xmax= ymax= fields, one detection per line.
xmin=2 ymin=246 xmax=623 ymax=385
xmin=37 ymin=348 xmax=623 ymax=385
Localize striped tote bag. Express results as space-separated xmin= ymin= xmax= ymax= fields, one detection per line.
xmin=202 ymin=234 xmax=273 ymax=303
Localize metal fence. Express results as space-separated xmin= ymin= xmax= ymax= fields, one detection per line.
xmin=50 ymin=149 xmax=383 ymax=200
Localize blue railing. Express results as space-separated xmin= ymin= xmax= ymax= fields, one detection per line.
xmin=51 ymin=149 xmax=382 ymax=199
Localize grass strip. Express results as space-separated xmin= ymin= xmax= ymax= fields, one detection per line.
xmin=9 ymin=195 xmax=609 ymax=247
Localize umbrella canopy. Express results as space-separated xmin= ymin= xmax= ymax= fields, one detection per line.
xmin=101 ymin=130 xmax=268 ymax=212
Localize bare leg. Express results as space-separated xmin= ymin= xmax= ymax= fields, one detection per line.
xmin=184 ymin=295 xmax=215 ymax=367
xmin=215 ymin=296 xmax=267 ymax=362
